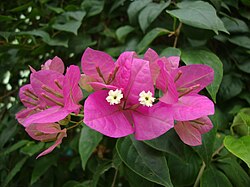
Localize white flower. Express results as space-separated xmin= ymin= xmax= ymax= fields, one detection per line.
xmin=139 ymin=91 xmax=155 ymax=107
xmin=106 ymin=89 xmax=123 ymax=105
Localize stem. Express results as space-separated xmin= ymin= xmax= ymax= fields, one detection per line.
xmin=67 ymin=121 xmax=82 ymax=130
xmin=212 ymin=144 xmax=224 ymax=158
xmin=70 ymin=113 xmax=84 ymax=117
xmin=111 ymin=169 xmax=118 ymax=187
xmin=173 ymin=22 xmax=182 ymax=48
xmin=194 ymin=161 xmax=206 ymax=187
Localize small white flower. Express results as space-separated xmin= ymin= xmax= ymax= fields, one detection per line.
xmin=106 ymin=89 xmax=123 ymax=105
xmin=139 ymin=91 xmax=155 ymax=107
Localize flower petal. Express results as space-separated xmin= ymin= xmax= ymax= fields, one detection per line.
xmin=63 ymin=65 xmax=83 ymax=113
xmin=113 ymin=51 xmax=136 ymax=89
xmin=81 ymin=48 xmax=115 ymax=81
xmin=25 ymin=123 xmax=60 ymax=141
xmin=16 ymin=107 xmax=38 ymax=125
xmin=118 ymin=58 xmax=154 ymax=106
xmin=166 ymin=56 xmax=180 ymax=69
xmin=88 ymin=82 xmax=118 ymax=91
xmin=132 ymin=102 xmax=174 ymax=140
xmin=173 ymin=95 xmax=214 ymax=121
xmin=174 ymin=117 xmax=213 ymax=146
xmin=36 ymin=129 xmax=67 ymax=158
xmin=83 ymin=90 xmax=134 ymax=138
xmin=42 ymin=56 xmax=65 ymax=74
xmin=19 ymin=84 xmax=40 ymax=108
xmin=156 ymin=60 xmax=178 ymax=104
xmin=174 ymin=121 xmax=202 ymax=146
xmin=172 ymin=64 xmax=214 ymax=94
xmin=31 ymin=70 xmax=64 ymax=107
xmin=23 ymin=106 xmax=69 ymax=127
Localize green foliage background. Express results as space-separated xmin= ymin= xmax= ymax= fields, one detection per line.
xmin=0 ymin=0 xmax=250 ymax=186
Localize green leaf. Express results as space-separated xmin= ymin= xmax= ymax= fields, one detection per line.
xmin=81 ymin=0 xmax=104 ymax=17
xmin=31 ymin=156 xmax=56 ymax=185
xmin=116 ymin=25 xmax=134 ymax=43
xmin=110 ymin=0 xmax=126 ymax=13
xmin=201 ymin=165 xmax=233 ymax=187
xmin=166 ymin=1 xmax=228 ymax=34
xmin=79 ymin=125 xmax=103 ymax=170
xmin=224 ymin=135 xmax=250 ymax=167
xmin=136 ymin=28 xmax=171 ymax=54
xmin=116 ymin=136 xmax=173 ymax=187
xmin=3 ymin=156 xmax=29 ymax=187
xmin=160 ymin=47 xmax=181 ymax=57
xmin=124 ymin=166 xmax=155 ymax=187
xmin=231 ymin=108 xmax=250 ymax=136
xmin=3 ymin=140 xmax=29 ymax=155
xmin=0 ymin=15 xmax=16 ymax=22
xmin=216 ymin=158 xmax=250 ymax=187
xmin=92 ymin=161 xmax=113 ymax=187
xmin=20 ymin=142 xmax=45 ymax=156
xmin=181 ymin=50 xmax=223 ymax=102
xmin=52 ymin=11 xmax=86 ymax=35
xmin=168 ymin=147 xmax=201 ymax=186
xmin=145 ymin=129 xmax=189 ymax=159
xmin=18 ymin=30 xmax=68 ymax=47
xmin=127 ymin=0 xmax=151 ymax=24
xmin=218 ymin=74 xmax=244 ymax=101
xmin=192 ymin=126 xmax=216 ymax=165
xmin=139 ymin=1 xmax=170 ymax=32
xmin=228 ymin=36 xmax=250 ymax=49
xmin=222 ymin=17 xmax=249 ymax=33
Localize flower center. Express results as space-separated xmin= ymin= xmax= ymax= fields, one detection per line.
xmin=106 ymin=89 xmax=123 ymax=105
xmin=139 ymin=91 xmax=155 ymax=107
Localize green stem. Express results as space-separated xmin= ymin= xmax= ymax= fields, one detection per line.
xmin=67 ymin=121 xmax=82 ymax=130
xmin=111 ymin=169 xmax=118 ymax=187
xmin=194 ymin=161 xmax=206 ymax=187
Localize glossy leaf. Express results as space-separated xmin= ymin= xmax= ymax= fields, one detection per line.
xmin=228 ymin=36 xmax=250 ymax=49
xmin=201 ymin=165 xmax=233 ymax=187
xmin=79 ymin=125 xmax=103 ymax=170
xmin=116 ymin=136 xmax=173 ymax=186
xmin=139 ymin=1 xmax=170 ymax=32
xmin=224 ymin=135 xmax=250 ymax=168
xmin=216 ymin=158 xmax=250 ymax=187
xmin=127 ymin=0 xmax=151 ymax=24
xmin=116 ymin=25 xmax=134 ymax=43
xmin=181 ymin=49 xmax=223 ymax=102
xmin=136 ymin=28 xmax=171 ymax=53
xmin=167 ymin=1 xmax=228 ymax=34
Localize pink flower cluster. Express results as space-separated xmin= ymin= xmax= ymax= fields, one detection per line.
xmin=16 ymin=48 xmax=214 ymax=158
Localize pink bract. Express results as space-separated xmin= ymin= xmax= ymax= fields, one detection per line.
xmin=84 ymin=55 xmax=174 ymax=140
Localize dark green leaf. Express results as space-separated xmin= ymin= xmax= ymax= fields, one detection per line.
xmin=31 ymin=156 xmax=56 ymax=185
xmin=116 ymin=136 xmax=173 ymax=186
xmin=228 ymin=36 xmax=250 ymax=49
xmin=3 ymin=140 xmax=29 ymax=155
xmin=110 ymin=0 xmax=126 ymax=13
xmin=79 ymin=125 xmax=103 ymax=170
xmin=201 ymin=165 xmax=233 ymax=187
xmin=168 ymin=147 xmax=201 ymax=186
xmin=216 ymin=158 xmax=250 ymax=187
xmin=181 ymin=50 xmax=223 ymax=102
xmin=160 ymin=47 xmax=181 ymax=57
xmin=81 ymin=0 xmax=104 ymax=17
xmin=92 ymin=161 xmax=113 ymax=187
xmin=224 ymin=135 xmax=250 ymax=167
xmin=167 ymin=1 xmax=228 ymax=34
xmin=218 ymin=74 xmax=244 ymax=101
xmin=124 ymin=166 xmax=155 ymax=187
xmin=222 ymin=17 xmax=249 ymax=33
xmin=139 ymin=1 xmax=170 ymax=32
xmin=127 ymin=0 xmax=151 ymax=24
xmin=20 ymin=142 xmax=45 ymax=157
xmin=3 ymin=156 xmax=29 ymax=187
xmin=136 ymin=28 xmax=171 ymax=53
xmin=52 ymin=11 xmax=86 ymax=35
xmin=116 ymin=25 xmax=134 ymax=43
